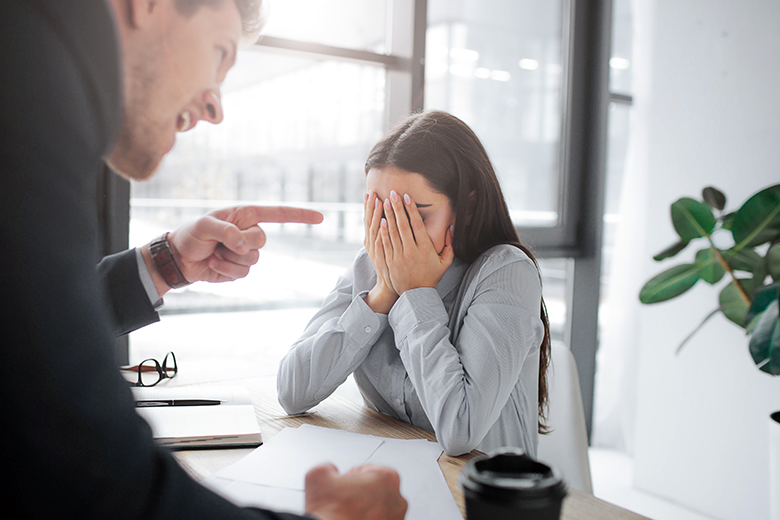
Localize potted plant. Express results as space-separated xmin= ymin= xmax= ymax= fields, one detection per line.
xmin=638 ymin=183 xmax=780 ymax=518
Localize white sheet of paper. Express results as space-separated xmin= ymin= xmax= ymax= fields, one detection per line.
xmin=367 ymin=437 xmax=462 ymax=520
xmin=207 ymin=424 xmax=461 ymax=520
xmin=214 ymin=425 xmax=384 ymax=489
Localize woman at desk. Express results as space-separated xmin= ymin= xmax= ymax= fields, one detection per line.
xmin=277 ymin=110 xmax=551 ymax=456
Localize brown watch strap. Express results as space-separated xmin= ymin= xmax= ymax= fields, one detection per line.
xmin=149 ymin=233 xmax=190 ymax=289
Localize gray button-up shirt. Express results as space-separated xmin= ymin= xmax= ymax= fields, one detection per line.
xmin=277 ymin=244 xmax=543 ymax=456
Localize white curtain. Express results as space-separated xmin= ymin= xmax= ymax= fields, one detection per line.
xmin=590 ymin=0 xmax=655 ymax=455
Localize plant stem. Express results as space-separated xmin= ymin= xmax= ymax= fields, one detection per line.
xmin=676 ymin=306 xmax=723 ymax=354
xmin=709 ymin=242 xmax=751 ymax=305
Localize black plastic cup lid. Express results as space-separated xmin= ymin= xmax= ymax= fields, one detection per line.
xmin=459 ymin=448 xmax=567 ymax=505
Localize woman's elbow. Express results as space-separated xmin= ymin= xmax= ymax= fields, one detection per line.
xmin=276 ymin=372 xmax=310 ymax=415
xmin=277 ymin=390 xmax=312 ymax=416
xmin=437 ymin=427 xmax=479 ymax=456
xmin=440 ymin=438 xmax=475 ymax=457
xmin=277 ymin=390 xmax=295 ymax=415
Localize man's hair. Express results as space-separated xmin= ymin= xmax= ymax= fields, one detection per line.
xmin=175 ymin=0 xmax=268 ymax=42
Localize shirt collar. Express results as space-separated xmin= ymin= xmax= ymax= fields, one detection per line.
xmin=436 ymin=257 xmax=467 ymax=300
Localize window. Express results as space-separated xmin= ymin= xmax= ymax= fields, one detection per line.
xmin=128 ymin=0 xmax=613 ymax=431
xmin=262 ymin=0 xmax=389 ymax=52
xmin=425 ymin=1 xmax=564 ymax=227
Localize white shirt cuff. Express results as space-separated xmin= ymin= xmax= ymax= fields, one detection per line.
xmin=134 ymin=247 xmax=164 ymax=310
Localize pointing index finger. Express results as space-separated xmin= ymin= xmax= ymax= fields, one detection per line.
xmin=228 ymin=205 xmax=324 ymax=230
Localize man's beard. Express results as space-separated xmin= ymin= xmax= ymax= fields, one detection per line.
xmin=106 ymin=62 xmax=168 ymax=182
xmin=106 ymin=116 xmax=164 ymax=182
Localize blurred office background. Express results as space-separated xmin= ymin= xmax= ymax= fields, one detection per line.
xmin=126 ymin=1 xmax=780 ymax=518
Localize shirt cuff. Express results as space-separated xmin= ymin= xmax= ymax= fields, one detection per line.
xmin=345 ymin=290 xmax=389 ymax=339
xmin=134 ymin=247 xmax=164 ymax=310
xmin=388 ymin=287 xmax=448 ymax=343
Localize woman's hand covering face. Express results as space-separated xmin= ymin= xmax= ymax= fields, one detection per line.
xmin=378 ymin=190 xmax=454 ymax=295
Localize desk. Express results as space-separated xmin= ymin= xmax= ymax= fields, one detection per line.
xmin=172 ymin=376 xmax=648 ymax=520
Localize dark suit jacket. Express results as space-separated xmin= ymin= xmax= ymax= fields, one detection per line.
xmin=97 ymin=249 xmax=161 ymax=335
xmin=0 ymin=1 xmax=301 ymax=518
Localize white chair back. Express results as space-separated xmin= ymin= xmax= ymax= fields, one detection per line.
xmin=536 ymin=341 xmax=593 ymax=493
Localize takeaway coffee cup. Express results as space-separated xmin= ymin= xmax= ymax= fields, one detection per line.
xmin=458 ymin=448 xmax=567 ymax=520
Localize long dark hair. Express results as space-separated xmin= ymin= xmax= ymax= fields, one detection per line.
xmin=365 ymin=110 xmax=552 ymax=433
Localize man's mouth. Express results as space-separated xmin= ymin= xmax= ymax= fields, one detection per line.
xmin=176 ymin=111 xmax=193 ymax=132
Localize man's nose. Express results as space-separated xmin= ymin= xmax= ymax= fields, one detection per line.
xmin=202 ymin=90 xmax=224 ymax=125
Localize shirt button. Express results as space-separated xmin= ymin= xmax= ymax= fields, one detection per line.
xmin=395 ymin=398 xmax=402 ymax=406
xmin=364 ymin=326 xmax=372 ymax=333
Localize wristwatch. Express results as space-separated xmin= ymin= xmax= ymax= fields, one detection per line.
xmin=149 ymin=233 xmax=191 ymax=289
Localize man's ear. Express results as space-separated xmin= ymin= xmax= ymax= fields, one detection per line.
xmin=125 ymin=0 xmax=161 ymax=29
xmin=465 ymin=190 xmax=477 ymax=225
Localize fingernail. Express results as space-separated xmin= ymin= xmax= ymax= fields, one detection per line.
xmin=381 ymin=218 xmax=388 ymax=228
xmin=375 ymin=197 xmax=382 ymax=208
xmin=404 ymin=193 xmax=411 ymax=205
xmin=236 ymin=238 xmax=247 ymax=249
xmin=384 ymin=198 xmax=391 ymax=210
xmin=390 ymin=190 xmax=399 ymax=203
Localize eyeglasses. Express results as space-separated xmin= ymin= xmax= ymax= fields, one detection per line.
xmin=120 ymin=351 xmax=178 ymax=387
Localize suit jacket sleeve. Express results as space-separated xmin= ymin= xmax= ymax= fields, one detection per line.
xmin=0 ymin=1 xmax=302 ymax=518
xmin=97 ymin=249 xmax=161 ymax=335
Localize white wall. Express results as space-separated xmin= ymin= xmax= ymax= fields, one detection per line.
xmin=620 ymin=1 xmax=780 ymax=519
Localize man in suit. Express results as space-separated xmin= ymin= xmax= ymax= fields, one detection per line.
xmin=0 ymin=1 xmax=407 ymax=519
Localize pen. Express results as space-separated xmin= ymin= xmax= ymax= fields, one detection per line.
xmin=135 ymin=399 xmax=223 ymax=407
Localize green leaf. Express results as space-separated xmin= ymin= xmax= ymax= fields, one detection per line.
xmin=745 ymin=282 xmax=780 ymax=325
xmin=721 ymin=211 xmax=736 ymax=231
xmin=748 ymin=300 xmax=780 ymax=376
xmin=653 ymin=239 xmax=690 ymax=261
xmin=671 ymin=198 xmax=717 ymax=240
xmin=742 ymin=275 xmax=765 ymax=298
xmin=639 ymin=264 xmax=701 ymax=304
xmin=731 ymin=184 xmax=780 ymax=248
xmin=719 ymin=281 xmax=752 ymax=328
xmin=723 ymin=248 xmax=763 ymax=274
xmin=768 ymin=243 xmax=780 ymax=281
xmin=746 ymin=313 xmax=762 ymax=334
xmin=694 ymin=248 xmax=725 ymax=284
xmin=702 ymin=186 xmax=726 ymax=211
